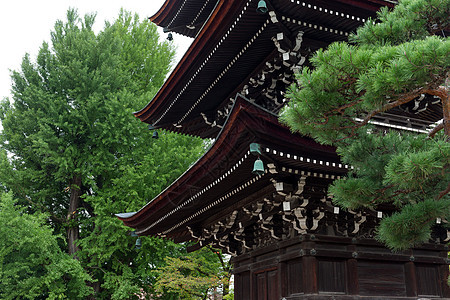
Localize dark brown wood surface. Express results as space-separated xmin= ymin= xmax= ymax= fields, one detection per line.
xmin=232 ymin=234 xmax=449 ymax=299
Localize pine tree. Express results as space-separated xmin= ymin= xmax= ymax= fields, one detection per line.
xmin=281 ymin=0 xmax=449 ymax=250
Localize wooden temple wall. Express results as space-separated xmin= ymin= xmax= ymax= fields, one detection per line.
xmin=232 ymin=235 xmax=449 ymax=299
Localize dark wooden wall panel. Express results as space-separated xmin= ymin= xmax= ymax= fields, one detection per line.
xmin=287 ymin=259 xmax=303 ymax=294
xmin=267 ymin=269 xmax=279 ymax=300
xmin=235 ymin=272 xmax=250 ymax=300
xmin=256 ymin=272 xmax=267 ymax=300
xmin=358 ymin=261 xmax=406 ymax=297
xmin=254 ymin=269 xmax=279 ymax=300
xmin=302 ymin=256 xmax=319 ymax=293
xmin=318 ymin=259 xmax=346 ymax=293
xmin=416 ymin=264 xmax=441 ymax=297
xmin=232 ymin=235 xmax=448 ymax=300
xmin=346 ymin=258 xmax=359 ymax=295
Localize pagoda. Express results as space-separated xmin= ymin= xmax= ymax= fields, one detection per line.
xmin=117 ymin=0 xmax=449 ymax=298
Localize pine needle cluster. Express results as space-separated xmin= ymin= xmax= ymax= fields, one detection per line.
xmin=282 ymin=0 xmax=449 ymax=250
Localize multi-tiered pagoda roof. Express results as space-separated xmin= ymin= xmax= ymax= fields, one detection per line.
xmin=118 ymin=1 xmax=449 ymax=298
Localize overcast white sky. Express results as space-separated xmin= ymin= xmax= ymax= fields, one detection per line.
xmin=0 ymin=0 xmax=192 ymax=101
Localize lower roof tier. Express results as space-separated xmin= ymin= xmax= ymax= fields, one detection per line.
xmin=118 ymin=95 xmax=448 ymax=254
xmin=118 ymin=95 xmax=345 ymax=239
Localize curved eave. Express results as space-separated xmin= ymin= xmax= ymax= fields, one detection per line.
xmin=149 ymin=0 xmax=178 ymax=25
xmin=333 ymin=0 xmax=395 ymax=10
xmin=124 ymin=95 xmax=264 ymax=228
xmin=150 ymin=0 xmax=219 ymax=38
xmin=136 ymin=0 xmax=394 ymax=136
xmin=134 ymin=0 xmax=242 ymax=124
xmin=120 ymin=96 xmax=341 ymax=236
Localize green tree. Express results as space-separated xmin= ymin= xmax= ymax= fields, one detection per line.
xmin=281 ymin=0 xmax=449 ymax=250
xmin=0 ymin=191 xmax=92 ymax=299
xmin=153 ymin=247 xmax=232 ymax=300
xmin=0 ymin=9 xmax=207 ymax=298
xmin=77 ymin=131 xmax=206 ymax=299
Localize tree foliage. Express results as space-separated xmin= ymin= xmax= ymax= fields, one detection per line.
xmin=0 ymin=192 xmax=92 ymax=299
xmin=0 ymin=9 xmax=210 ymax=298
xmin=77 ymin=132 xmax=206 ymax=299
xmin=281 ymin=0 xmax=449 ymax=250
xmin=153 ymin=247 xmax=232 ymax=300
xmin=328 ymin=132 xmax=449 ymax=249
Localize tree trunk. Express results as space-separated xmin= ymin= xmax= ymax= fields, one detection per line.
xmin=426 ymin=82 xmax=449 ymax=139
xmin=442 ymin=87 xmax=449 ymax=139
xmin=67 ymin=175 xmax=82 ymax=257
xmin=87 ymin=281 xmax=102 ymax=299
xmin=223 ymin=280 xmax=230 ymax=297
xmin=439 ymin=75 xmax=450 ymax=138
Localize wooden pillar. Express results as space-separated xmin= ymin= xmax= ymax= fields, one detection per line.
xmin=440 ymin=264 xmax=450 ymax=298
xmin=404 ymin=262 xmax=418 ymax=297
xmin=251 ymin=266 xmax=256 ymax=300
xmin=302 ymin=256 xmax=318 ymax=294
xmin=346 ymin=245 xmax=358 ymax=295
xmin=346 ymin=258 xmax=359 ymax=295
xmin=279 ymin=261 xmax=287 ymax=297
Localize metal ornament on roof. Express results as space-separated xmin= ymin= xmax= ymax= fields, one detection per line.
xmin=135 ymin=237 xmax=142 ymax=250
xmin=257 ymin=0 xmax=268 ymax=13
xmin=252 ymin=157 xmax=265 ymax=175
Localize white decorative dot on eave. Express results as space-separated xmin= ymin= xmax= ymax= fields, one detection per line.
xmin=290 ymin=0 xmax=366 ymax=23
xmin=167 ymin=0 xmax=188 ymax=28
xmin=281 ymin=166 xmax=339 ymax=180
xmin=154 ymin=0 xmax=252 ymax=126
xmin=188 ymin=0 xmax=211 ymax=28
xmin=281 ymin=15 xmax=349 ymax=37
xmin=137 ymin=151 xmax=253 ymax=235
xmin=177 ymin=19 xmax=269 ymax=124
xmin=264 ymin=147 xmax=349 ymax=171
xmin=161 ymin=171 xmax=266 ymax=235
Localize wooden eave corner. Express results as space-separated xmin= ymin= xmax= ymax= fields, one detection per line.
xmin=134 ymin=0 xmax=240 ymax=126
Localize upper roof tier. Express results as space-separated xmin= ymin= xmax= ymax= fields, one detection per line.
xmin=138 ymin=0 xmax=397 ymax=138
xmin=150 ymin=0 xmax=220 ymax=37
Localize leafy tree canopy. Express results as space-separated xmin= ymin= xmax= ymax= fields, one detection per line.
xmin=0 ymin=9 xmax=210 ymax=298
xmin=153 ymin=247 xmax=232 ymax=300
xmin=281 ymin=0 xmax=449 ymax=250
xmin=0 ymin=192 xmax=92 ymax=299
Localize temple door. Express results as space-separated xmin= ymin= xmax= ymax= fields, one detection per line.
xmin=255 ymin=268 xmax=279 ymax=300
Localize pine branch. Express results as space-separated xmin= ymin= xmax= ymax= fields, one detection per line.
xmin=335 ymin=86 xmax=446 ymax=142
xmin=361 ymin=89 xmax=425 ymax=126
xmin=329 ymin=92 xmax=365 ymax=116
xmin=437 ymin=182 xmax=450 ymax=201
xmin=428 ymin=123 xmax=444 ymax=138
xmin=428 ymin=84 xmax=449 ymax=138
xmin=369 ymin=184 xmax=395 ymax=204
